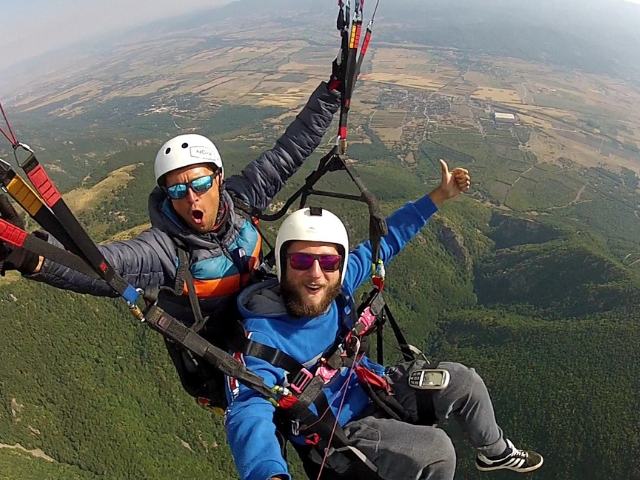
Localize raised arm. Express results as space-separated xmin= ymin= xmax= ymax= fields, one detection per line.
xmin=344 ymin=161 xmax=470 ymax=292
xmin=225 ymin=82 xmax=340 ymax=211
xmin=26 ymin=228 xmax=177 ymax=297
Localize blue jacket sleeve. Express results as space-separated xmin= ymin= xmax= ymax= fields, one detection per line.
xmin=225 ymin=333 xmax=290 ymax=480
xmin=226 ymin=82 xmax=340 ymax=211
xmin=26 ymin=228 xmax=178 ymax=297
xmin=343 ymin=194 xmax=438 ymax=293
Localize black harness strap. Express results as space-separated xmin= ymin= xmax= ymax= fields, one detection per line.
xmin=242 ymin=339 xmax=303 ymax=375
xmin=358 ymin=378 xmax=403 ymax=422
xmin=171 ymin=219 xmax=255 ymax=334
xmin=292 ymin=389 xmax=352 ymax=448
xmin=376 ymin=321 xmax=384 ymax=365
xmin=357 ymin=287 xmax=418 ymax=364
xmin=144 ymin=303 xmax=275 ymax=399
xmin=241 ymin=335 xmax=355 ymax=395
xmin=384 ymin=304 xmax=417 ymax=362
xmin=180 ymin=254 xmax=209 ymax=333
xmin=292 ymin=389 xmax=380 ymax=475
xmin=173 ymin=244 xmax=189 ymax=295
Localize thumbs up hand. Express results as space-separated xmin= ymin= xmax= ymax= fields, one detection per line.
xmin=428 ymin=160 xmax=471 ymax=207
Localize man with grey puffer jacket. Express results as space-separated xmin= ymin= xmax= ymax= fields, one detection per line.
xmin=0 ymin=80 xmax=340 ymax=409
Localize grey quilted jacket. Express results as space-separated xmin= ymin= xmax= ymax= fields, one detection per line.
xmin=29 ymin=82 xmax=340 ymax=326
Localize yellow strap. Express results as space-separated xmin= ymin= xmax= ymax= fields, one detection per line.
xmin=6 ymin=175 xmax=43 ymax=216
xmin=349 ymin=23 xmax=359 ymax=48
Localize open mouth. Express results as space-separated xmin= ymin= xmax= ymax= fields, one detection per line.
xmin=191 ymin=209 xmax=204 ymax=225
xmin=305 ymin=285 xmax=323 ymax=294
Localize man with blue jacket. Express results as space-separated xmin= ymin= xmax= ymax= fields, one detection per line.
xmin=224 ymin=161 xmax=543 ymax=479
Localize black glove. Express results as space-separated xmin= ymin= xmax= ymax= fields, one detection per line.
xmin=0 ymin=195 xmax=39 ymax=275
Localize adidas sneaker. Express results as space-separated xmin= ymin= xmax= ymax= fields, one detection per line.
xmin=476 ymin=439 xmax=543 ymax=473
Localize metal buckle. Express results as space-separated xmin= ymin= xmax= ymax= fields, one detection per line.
xmin=291 ymin=419 xmax=300 ymax=436
xmin=289 ymin=368 xmax=313 ymax=394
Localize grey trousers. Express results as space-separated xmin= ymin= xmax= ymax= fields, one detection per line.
xmin=321 ymin=361 xmax=508 ymax=480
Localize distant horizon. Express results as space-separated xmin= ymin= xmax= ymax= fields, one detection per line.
xmin=0 ymin=0 xmax=235 ymax=70
xmin=1 ymin=0 xmax=640 ymax=79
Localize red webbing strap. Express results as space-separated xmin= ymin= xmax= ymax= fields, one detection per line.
xmin=354 ymin=0 xmax=380 ymax=79
xmin=22 ymin=162 xmax=62 ymax=208
xmin=0 ymin=218 xmax=27 ymax=247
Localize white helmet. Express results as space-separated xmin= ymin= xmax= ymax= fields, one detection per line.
xmin=275 ymin=207 xmax=350 ymax=283
xmin=154 ymin=134 xmax=224 ymax=185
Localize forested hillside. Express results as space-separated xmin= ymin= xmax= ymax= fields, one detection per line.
xmin=0 ymin=281 xmax=236 ymax=479
xmin=434 ymin=309 xmax=640 ymax=480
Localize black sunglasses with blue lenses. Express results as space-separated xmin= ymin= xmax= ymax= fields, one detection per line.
xmin=165 ymin=174 xmax=216 ymax=200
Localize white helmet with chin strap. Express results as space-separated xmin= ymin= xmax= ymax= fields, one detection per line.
xmin=154 ymin=134 xmax=224 ymax=186
xmin=275 ymin=207 xmax=350 ymax=283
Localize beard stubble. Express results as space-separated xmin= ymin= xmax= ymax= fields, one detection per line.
xmin=281 ymin=278 xmax=342 ymax=318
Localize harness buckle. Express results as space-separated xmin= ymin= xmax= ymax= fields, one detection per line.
xmin=316 ymin=362 xmax=340 ymax=384
xmin=353 ymin=305 xmax=378 ymax=336
xmin=289 ymin=367 xmax=313 ymax=394
xmin=291 ymin=419 xmax=300 ymax=436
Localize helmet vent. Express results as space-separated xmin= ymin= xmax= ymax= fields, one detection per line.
xmin=182 ymin=142 xmax=189 ymax=148
xmin=165 ymin=147 xmax=171 ymax=154
xmin=309 ymin=206 xmax=322 ymax=216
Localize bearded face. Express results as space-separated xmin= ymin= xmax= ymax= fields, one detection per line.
xmin=280 ymin=241 xmax=343 ymax=318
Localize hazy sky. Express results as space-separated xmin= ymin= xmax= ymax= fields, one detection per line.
xmin=0 ymin=0 xmax=234 ymax=68
xmin=1 ymin=0 xmax=639 ymax=69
